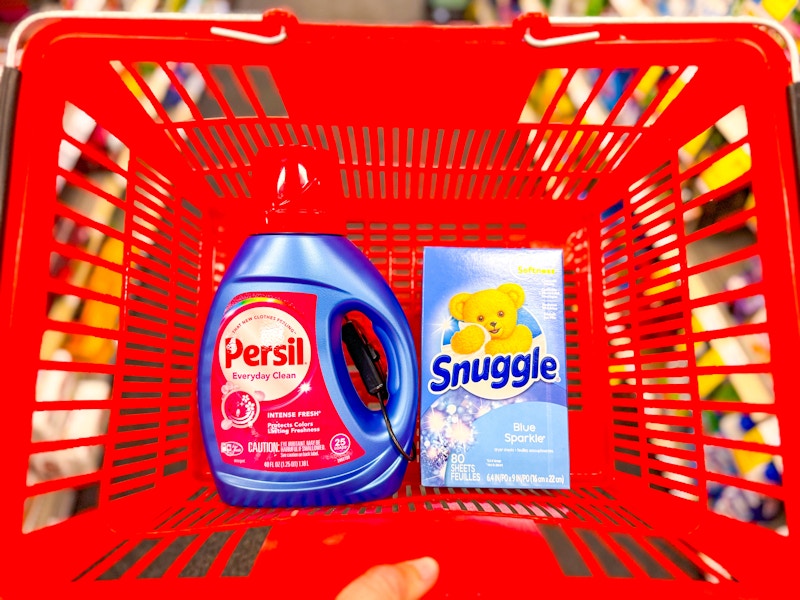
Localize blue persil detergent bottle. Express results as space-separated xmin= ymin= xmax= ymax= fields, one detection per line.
xmin=198 ymin=147 xmax=418 ymax=507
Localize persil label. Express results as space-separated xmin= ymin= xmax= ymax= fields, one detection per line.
xmin=211 ymin=292 xmax=364 ymax=472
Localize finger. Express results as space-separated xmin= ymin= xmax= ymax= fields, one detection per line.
xmin=336 ymin=556 xmax=440 ymax=600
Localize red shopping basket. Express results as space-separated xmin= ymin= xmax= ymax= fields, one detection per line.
xmin=1 ymin=10 xmax=799 ymax=598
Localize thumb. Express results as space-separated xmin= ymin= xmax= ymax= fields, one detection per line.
xmin=336 ymin=556 xmax=440 ymax=600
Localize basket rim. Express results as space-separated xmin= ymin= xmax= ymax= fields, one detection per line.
xmin=6 ymin=9 xmax=800 ymax=81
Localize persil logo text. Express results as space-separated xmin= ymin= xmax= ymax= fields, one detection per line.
xmin=219 ymin=304 xmax=312 ymax=402
xmin=224 ymin=336 xmax=305 ymax=368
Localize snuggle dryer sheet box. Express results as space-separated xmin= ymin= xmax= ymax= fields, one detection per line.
xmin=420 ymin=247 xmax=570 ymax=489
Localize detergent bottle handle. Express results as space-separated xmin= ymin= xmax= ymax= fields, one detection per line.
xmin=337 ymin=299 xmax=418 ymax=461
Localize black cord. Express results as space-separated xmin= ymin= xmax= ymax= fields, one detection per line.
xmin=377 ymin=389 xmax=417 ymax=462
xmin=342 ymin=318 xmax=416 ymax=462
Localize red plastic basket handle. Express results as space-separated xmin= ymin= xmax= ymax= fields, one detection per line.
xmin=210 ymin=25 xmax=287 ymax=45
xmin=523 ymin=28 xmax=600 ymax=48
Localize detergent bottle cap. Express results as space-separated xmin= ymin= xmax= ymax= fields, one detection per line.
xmin=251 ymin=145 xmax=344 ymax=235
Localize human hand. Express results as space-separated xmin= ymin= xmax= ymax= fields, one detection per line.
xmin=336 ymin=556 xmax=440 ymax=600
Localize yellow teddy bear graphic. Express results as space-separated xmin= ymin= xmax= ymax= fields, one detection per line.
xmin=448 ymin=283 xmax=533 ymax=356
